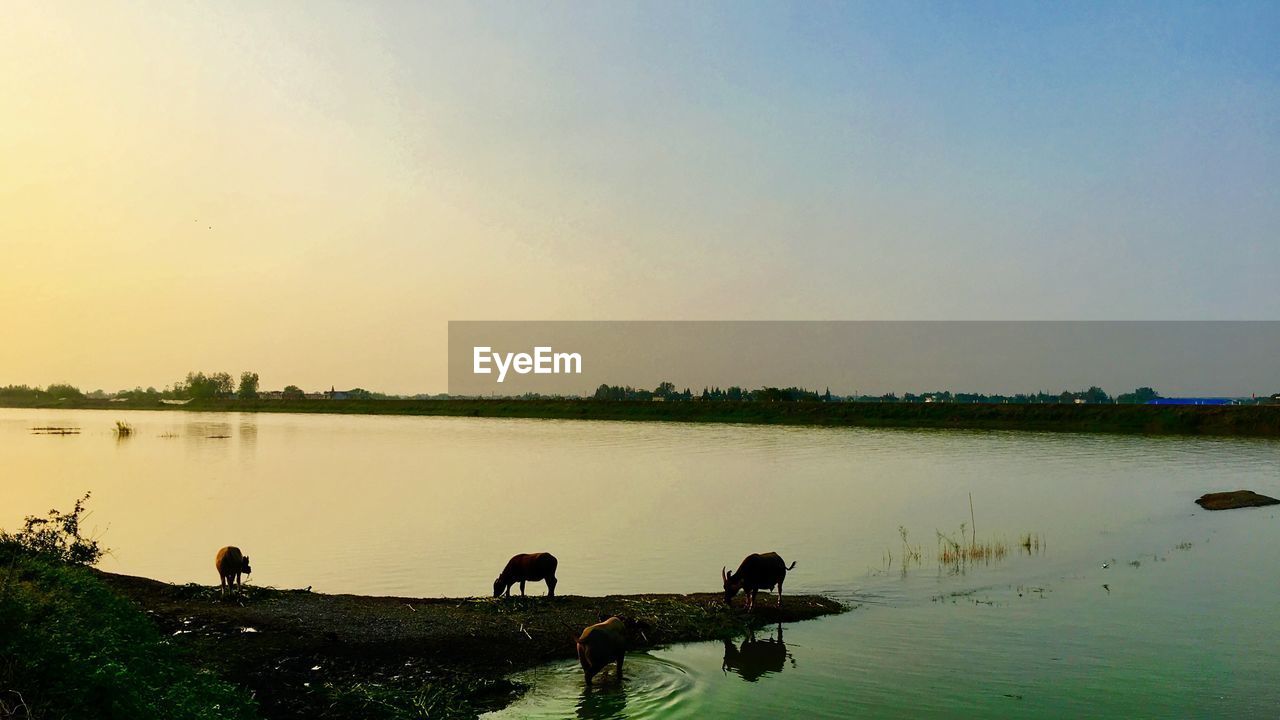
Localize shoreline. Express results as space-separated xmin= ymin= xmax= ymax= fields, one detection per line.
xmin=6 ymin=398 xmax=1280 ymax=437
xmin=98 ymin=571 xmax=846 ymax=719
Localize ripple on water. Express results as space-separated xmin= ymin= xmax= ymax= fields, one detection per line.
xmin=484 ymin=654 xmax=700 ymax=720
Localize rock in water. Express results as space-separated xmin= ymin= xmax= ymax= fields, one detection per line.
xmin=1195 ymin=490 xmax=1280 ymax=511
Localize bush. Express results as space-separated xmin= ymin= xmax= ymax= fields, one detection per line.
xmin=0 ymin=493 xmax=104 ymax=566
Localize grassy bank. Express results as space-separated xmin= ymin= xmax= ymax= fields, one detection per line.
xmin=0 ymin=548 xmax=258 ymax=720
xmin=7 ymin=397 xmax=1280 ymax=437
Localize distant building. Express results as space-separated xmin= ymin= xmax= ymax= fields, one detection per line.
xmin=258 ymin=390 xmax=284 ymax=401
xmin=1145 ymin=398 xmax=1235 ymax=406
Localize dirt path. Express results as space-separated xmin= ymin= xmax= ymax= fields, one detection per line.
xmin=99 ymin=572 xmax=846 ymax=719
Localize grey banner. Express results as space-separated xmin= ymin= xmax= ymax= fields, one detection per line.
xmin=447 ymin=321 xmax=1280 ymax=398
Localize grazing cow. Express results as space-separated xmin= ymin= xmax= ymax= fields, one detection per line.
xmin=576 ymin=616 xmax=627 ymax=685
xmin=722 ymin=552 xmax=795 ymax=610
xmin=493 ymin=552 xmax=558 ymax=597
xmin=215 ymin=546 xmax=252 ymax=596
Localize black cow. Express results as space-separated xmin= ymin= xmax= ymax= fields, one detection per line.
xmin=722 ymin=552 xmax=795 ymax=610
xmin=493 ymin=552 xmax=559 ymax=597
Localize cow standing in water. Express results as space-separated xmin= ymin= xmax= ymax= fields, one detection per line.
xmin=576 ymin=616 xmax=627 ymax=685
xmin=215 ymin=546 xmax=252 ymax=597
xmin=722 ymin=552 xmax=796 ymax=611
xmin=493 ymin=552 xmax=558 ymax=597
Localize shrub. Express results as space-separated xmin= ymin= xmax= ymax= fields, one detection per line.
xmin=0 ymin=493 xmax=105 ymax=566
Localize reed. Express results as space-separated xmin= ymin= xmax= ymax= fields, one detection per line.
xmin=114 ymin=421 xmax=133 ymax=437
xmin=936 ymin=527 xmax=1008 ymax=567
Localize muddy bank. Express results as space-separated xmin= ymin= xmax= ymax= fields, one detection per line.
xmin=98 ymin=572 xmax=845 ymax=719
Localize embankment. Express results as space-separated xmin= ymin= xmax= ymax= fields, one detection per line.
xmin=8 ymin=397 xmax=1280 ymax=437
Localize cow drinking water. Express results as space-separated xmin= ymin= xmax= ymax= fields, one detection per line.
xmin=576 ymin=616 xmax=627 ymax=685
xmin=493 ymin=552 xmax=558 ymax=597
xmin=722 ymin=552 xmax=795 ymax=610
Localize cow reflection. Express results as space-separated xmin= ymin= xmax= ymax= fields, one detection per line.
xmin=722 ymin=624 xmax=794 ymax=682
xmin=575 ymin=682 xmax=626 ymax=720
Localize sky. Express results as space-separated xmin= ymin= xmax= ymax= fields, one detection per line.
xmin=2 ymin=1 xmax=1278 ymax=394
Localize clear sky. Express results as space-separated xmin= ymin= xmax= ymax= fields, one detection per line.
xmin=2 ymin=1 xmax=1277 ymax=393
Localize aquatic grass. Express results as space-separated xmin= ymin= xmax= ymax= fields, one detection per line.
xmin=936 ymin=529 xmax=1009 ymax=566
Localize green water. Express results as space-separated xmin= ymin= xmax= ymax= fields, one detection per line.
xmin=2 ymin=408 xmax=1277 ymax=717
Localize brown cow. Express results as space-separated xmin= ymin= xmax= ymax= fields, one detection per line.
xmin=576 ymin=616 xmax=627 ymax=684
xmin=493 ymin=552 xmax=558 ymax=597
xmin=215 ymin=546 xmax=252 ymax=596
xmin=722 ymin=552 xmax=795 ymax=610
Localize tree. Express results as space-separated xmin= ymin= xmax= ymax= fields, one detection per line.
xmin=238 ymin=372 xmax=260 ymax=400
xmin=183 ymin=371 xmax=234 ymax=400
xmin=653 ymin=381 xmax=677 ymax=399
xmin=1083 ymin=386 xmax=1110 ymax=404
xmin=1116 ymin=387 xmax=1159 ymax=404
xmin=282 ymin=385 xmax=305 ymax=400
xmin=44 ymin=383 xmax=84 ymax=400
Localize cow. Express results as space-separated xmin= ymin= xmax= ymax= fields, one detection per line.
xmin=215 ymin=546 xmax=252 ymax=596
xmin=722 ymin=552 xmax=795 ymax=610
xmin=576 ymin=616 xmax=627 ymax=685
xmin=493 ymin=552 xmax=558 ymax=598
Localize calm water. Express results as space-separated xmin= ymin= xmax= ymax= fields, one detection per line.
xmin=3 ymin=408 xmax=1278 ymax=718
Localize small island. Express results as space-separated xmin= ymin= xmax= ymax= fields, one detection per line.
xmin=1195 ymin=490 xmax=1280 ymax=511
xmin=100 ymin=571 xmax=845 ymax=719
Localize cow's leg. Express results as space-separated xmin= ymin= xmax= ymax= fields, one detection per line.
xmin=777 ymin=581 xmax=783 ymax=607
xmin=615 ymin=654 xmax=624 ymax=682
xmin=546 ymin=576 xmax=557 ymax=597
xmin=236 ymin=571 xmax=243 ymax=594
xmin=219 ymin=575 xmax=227 ymax=597
xmin=519 ymin=580 xmax=526 ymax=596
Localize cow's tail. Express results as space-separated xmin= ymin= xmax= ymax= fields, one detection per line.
xmin=787 ymin=561 xmax=797 ymax=571
xmin=561 ymin=620 xmax=582 ymax=645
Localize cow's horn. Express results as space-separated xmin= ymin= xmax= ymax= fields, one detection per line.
xmin=721 ymin=566 xmax=728 ymax=582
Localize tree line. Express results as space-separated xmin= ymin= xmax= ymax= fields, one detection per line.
xmin=0 ymin=372 xmax=387 ymax=403
xmin=590 ymin=383 xmax=1225 ymax=405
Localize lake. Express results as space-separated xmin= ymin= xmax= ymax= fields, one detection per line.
xmin=3 ymin=407 xmax=1277 ymax=718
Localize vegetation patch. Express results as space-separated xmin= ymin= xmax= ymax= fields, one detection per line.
xmin=0 ymin=497 xmax=257 ymax=720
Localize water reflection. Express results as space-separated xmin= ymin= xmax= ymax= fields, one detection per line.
xmin=484 ymin=654 xmax=696 ymax=719
xmin=576 ymin=682 xmax=627 ymax=719
xmin=722 ymin=624 xmax=793 ymax=682
xmin=238 ymin=418 xmax=257 ymax=449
